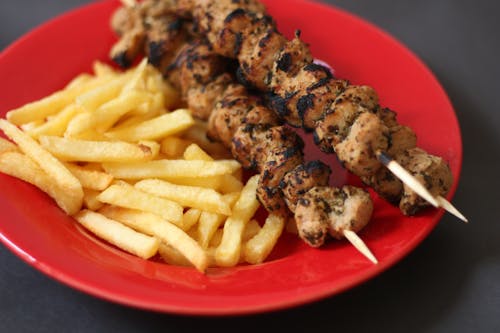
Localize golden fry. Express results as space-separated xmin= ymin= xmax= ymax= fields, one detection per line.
xmin=64 ymin=163 xmax=114 ymax=191
xmin=0 ymin=120 xmax=83 ymax=214
xmin=75 ymin=210 xmax=159 ymax=259
xmin=135 ymin=179 xmax=232 ymax=215
xmin=96 ymin=183 xmax=183 ymax=225
xmin=102 ymin=159 xmax=240 ymax=179
xmin=215 ymin=175 xmax=260 ymax=267
xmin=105 ymin=109 xmax=194 ymax=141
xmin=243 ymin=214 xmax=285 ymax=264
xmin=99 ymin=206 xmax=207 ymax=272
xmin=39 ymin=136 xmax=154 ymax=162
xmin=0 ymin=151 xmax=81 ymax=215
xmin=0 ymin=137 xmax=18 ymax=154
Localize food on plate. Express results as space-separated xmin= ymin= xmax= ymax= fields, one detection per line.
xmin=109 ymin=0 xmax=454 ymax=216
xmin=0 ymin=60 xmax=288 ymax=272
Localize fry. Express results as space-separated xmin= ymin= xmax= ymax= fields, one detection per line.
xmin=158 ymin=243 xmax=192 ymax=267
xmin=82 ymin=188 xmax=105 ymax=211
xmin=64 ymin=163 xmax=114 ymax=190
xmin=160 ymin=136 xmax=192 ymax=158
xmin=96 ymin=183 xmax=183 ymax=225
xmin=73 ymin=90 xmax=151 ymax=136
xmin=75 ymin=210 xmax=159 ymax=259
xmin=244 ymin=214 xmax=285 ymax=264
xmin=183 ymin=143 xmax=213 ymax=161
xmin=215 ymin=175 xmax=260 ymax=267
xmin=76 ymin=74 xmax=131 ymax=112
xmin=209 ymin=219 xmax=261 ymax=247
xmin=0 ymin=120 xmax=83 ymax=215
xmin=0 ymin=137 xmax=18 ymax=154
xmin=39 ymin=136 xmax=154 ymax=162
xmin=27 ymin=104 xmax=83 ymax=138
xmin=102 ymin=159 xmax=241 ymax=179
xmin=0 ymin=152 xmax=81 ymax=215
xmin=135 ymin=179 xmax=232 ymax=215
xmin=105 ymin=109 xmax=194 ymax=141
xmin=182 ymin=208 xmax=202 ymax=231
xmin=197 ymin=212 xmax=226 ymax=249
xmin=99 ymin=206 xmax=207 ymax=272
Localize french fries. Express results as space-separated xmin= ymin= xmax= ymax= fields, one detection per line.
xmin=215 ymin=175 xmax=261 ymax=267
xmin=39 ymin=136 xmax=156 ymax=162
xmin=244 ymin=214 xmax=286 ymax=264
xmin=75 ymin=210 xmax=159 ymax=259
xmin=0 ymin=59 xmax=285 ymax=273
xmin=0 ymin=119 xmax=83 ymax=215
xmin=102 ymin=159 xmax=240 ymax=179
xmin=97 ymin=183 xmax=184 ymax=226
xmin=104 ymin=108 xmax=194 ymax=141
xmin=135 ymin=179 xmax=232 ymax=215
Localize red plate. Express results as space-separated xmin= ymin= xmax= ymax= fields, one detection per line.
xmin=0 ymin=0 xmax=462 ymax=315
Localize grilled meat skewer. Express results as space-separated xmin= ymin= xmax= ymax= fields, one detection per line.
xmin=113 ymin=21 xmax=375 ymax=251
xmin=168 ymin=0 xmax=454 ymax=216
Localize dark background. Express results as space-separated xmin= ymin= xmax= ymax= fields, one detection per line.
xmin=1 ymin=0 xmax=499 ymax=332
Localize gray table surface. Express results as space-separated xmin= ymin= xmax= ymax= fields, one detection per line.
xmin=1 ymin=1 xmax=499 ymax=332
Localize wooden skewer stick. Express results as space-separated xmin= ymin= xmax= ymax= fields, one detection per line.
xmin=343 ymin=229 xmax=378 ymax=264
xmin=376 ymin=151 xmax=468 ymax=222
xmin=120 ymin=0 xmax=136 ymax=7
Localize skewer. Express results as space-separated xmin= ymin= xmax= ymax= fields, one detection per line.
xmin=343 ymin=230 xmax=378 ymax=264
xmin=376 ymin=151 xmax=467 ymax=222
xmin=120 ymin=0 xmax=136 ymax=8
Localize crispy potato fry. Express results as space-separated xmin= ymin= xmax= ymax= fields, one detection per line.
xmin=160 ymin=136 xmax=192 ymax=159
xmin=0 ymin=120 xmax=83 ymax=214
xmin=97 ymin=183 xmax=183 ymax=225
xmin=6 ymin=88 xmax=83 ymax=125
xmin=218 ymin=175 xmax=244 ymax=194
xmin=28 ymin=104 xmax=83 ymax=138
xmin=92 ymin=61 xmax=118 ymax=78
xmin=135 ymin=179 xmax=232 ymax=215
xmin=99 ymin=206 xmax=207 ymax=272
xmin=75 ymin=210 xmax=159 ymax=259
xmin=181 ymin=121 xmax=232 ymax=159
xmin=82 ymin=188 xmax=105 ymax=211
xmin=0 ymin=137 xmax=18 ymax=154
xmin=105 ymin=109 xmax=194 ymax=141
xmin=243 ymin=214 xmax=285 ymax=264
xmin=158 ymin=243 xmax=192 ymax=267
xmin=64 ymin=73 xmax=93 ymax=90
xmin=39 ymin=136 xmax=154 ymax=162
xmin=183 ymin=143 xmax=213 ymax=161
xmin=76 ymin=74 xmax=132 ymax=112
xmin=215 ymin=175 xmax=260 ymax=267
xmin=197 ymin=212 xmax=226 ymax=249
xmin=222 ymin=192 xmax=241 ymax=208
xmin=209 ymin=219 xmax=261 ymax=248
xmin=0 ymin=152 xmax=81 ymax=215
xmin=102 ymin=159 xmax=240 ymax=179
xmin=182 ymin=208 xmax=202 ymax=231
xmin=73 ymin=90 xmax=152 ymax=135
xmin=64 ymin=163 xmax=114 ymax=190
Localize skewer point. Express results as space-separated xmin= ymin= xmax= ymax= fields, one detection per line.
xmin=343 ymin=229 xmax=378 ymax=264
xmin=436 ymin=196 xmax=468 ymax=223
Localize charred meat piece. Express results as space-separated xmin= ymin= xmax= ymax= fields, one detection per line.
xmin=238 ymin=25 xmax=287 ymax=90
xmin=231 ymin=124 xmax=300 ymax=171
xmin=257 ymin=145 xmax=304 ymax=217
xmin=185 ymin=73 xmax=233 ymax=120
xmin=335 ymin=112 xmax=390 ymax=177
xmin=398 ymin=148 xmax=453 ymax=215
xmin=327 ymin=185 xmax=373 ymax=240
xmin=280 ymin=160 xmax=331 ymax=212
